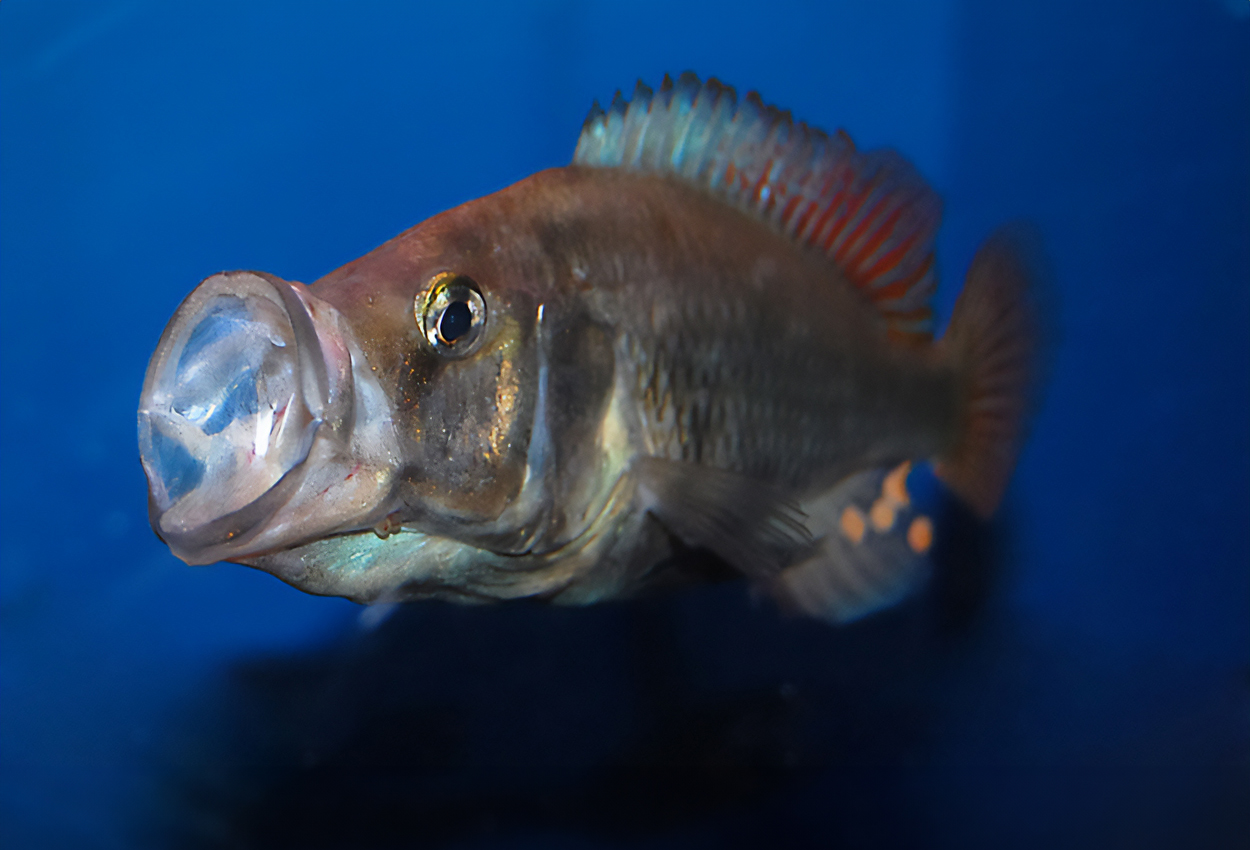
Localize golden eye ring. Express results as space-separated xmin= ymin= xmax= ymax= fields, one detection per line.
xmin=417 ymin=272 xmax=486 ymax=357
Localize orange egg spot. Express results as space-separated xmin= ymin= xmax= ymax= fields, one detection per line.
xmin=883 ymin=461 xmax=912 ymax=507
xmin=870 ymin=498 xmax=895 ymax=532
xmin=907 ymin=515 xmax=934 ymax=554
xmin=840 ymin=506 xmax=866 ymax=544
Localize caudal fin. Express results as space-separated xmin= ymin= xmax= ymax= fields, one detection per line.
xmin=934 ymin=226 xmax=1046 ymax=518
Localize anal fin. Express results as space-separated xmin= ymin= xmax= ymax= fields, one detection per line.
xmin=635 ymin=457 xmax=811 ymax=580
xmin=772 ymin=463 xmax=935 ymax=624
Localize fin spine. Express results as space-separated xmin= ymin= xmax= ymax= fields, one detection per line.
xmin=574 ymin=73 xmax=942 ymax=344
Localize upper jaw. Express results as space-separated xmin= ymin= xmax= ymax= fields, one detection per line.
xmin=138 ymin=271 xmax=401 ymax=565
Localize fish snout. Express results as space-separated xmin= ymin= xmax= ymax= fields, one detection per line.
xmin=138 ymin=271 xmax=359 ymax=564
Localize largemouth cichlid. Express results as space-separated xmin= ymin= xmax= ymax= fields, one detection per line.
xmin=138 ymin=74 xmax=1042 ymax=623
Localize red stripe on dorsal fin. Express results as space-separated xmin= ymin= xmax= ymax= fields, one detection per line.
xmin=575 ymin=73 xmax=942 ymax=345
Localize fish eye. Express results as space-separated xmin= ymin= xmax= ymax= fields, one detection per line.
xmin=418 ymin=272 xmax=486 ymax=356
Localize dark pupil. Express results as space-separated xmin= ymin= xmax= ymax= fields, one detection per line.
xmin=438 ymin=300 xmax=472 ymax=344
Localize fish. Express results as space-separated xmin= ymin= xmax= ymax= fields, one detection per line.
xmin=137 ymin=73 xmax=1042 ymax=623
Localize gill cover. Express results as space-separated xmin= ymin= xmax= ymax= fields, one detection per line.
xmin=138 ymin=271 xmax=398 ymax=565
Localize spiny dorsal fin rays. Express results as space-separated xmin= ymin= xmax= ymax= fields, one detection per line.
xmin=574 ymin=72 xmax=942 ymax=345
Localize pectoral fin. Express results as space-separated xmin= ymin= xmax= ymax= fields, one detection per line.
xmin=635 ymin=457 xmax=811 ymax=580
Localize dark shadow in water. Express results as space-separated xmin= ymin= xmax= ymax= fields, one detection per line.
xmin=143 ymin=504 xmax=1003 ymax=849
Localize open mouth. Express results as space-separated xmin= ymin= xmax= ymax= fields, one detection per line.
xmin=138 ymin=271 xmax=355 ymax=564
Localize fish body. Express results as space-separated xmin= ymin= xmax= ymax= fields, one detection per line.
xmin=139 ymin=74 xmax=1040 ymax=622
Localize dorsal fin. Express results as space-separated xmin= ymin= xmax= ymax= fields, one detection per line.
xmin=574 ymin=72 xmax=942 ymax=344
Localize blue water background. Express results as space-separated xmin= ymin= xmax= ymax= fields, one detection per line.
xmin=2 ymin=1 xmax=1247 ymax=847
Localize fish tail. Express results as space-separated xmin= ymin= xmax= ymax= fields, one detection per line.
xmin=934 ymin=224 xmax=1048 ymax=518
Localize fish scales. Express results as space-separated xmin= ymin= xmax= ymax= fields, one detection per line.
xmin=138 ymin=74 xmax=1042 ymax=623
xmin=541 ymin=168 xmax=960 ymax=488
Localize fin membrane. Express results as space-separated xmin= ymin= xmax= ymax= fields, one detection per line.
xmin=772 ymin=462 xmax=935 ymax=624
xmin=936 ymin=224 xmax=1046 ymax=518
xmin=575 ymin=72 xmax=942 ymax=344
xmin=635 ymin=457 xmax=811 ymax=580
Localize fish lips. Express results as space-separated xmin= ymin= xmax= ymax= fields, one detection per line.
xmin=138 ymin=270 xmax=364 ymax=565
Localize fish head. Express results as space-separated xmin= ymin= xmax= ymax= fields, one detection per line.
xmin=310 ymin=216 xmax=549 ymax=547
xmin=137 ymin=201 xmax=579 ymax=596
